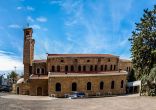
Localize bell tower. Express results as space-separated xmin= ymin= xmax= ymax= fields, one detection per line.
xmin=23 ymin=27 xmax=35 ymax=80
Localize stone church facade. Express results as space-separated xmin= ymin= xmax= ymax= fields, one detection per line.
xmin=16 ymin=27 xmax=132 ymax=97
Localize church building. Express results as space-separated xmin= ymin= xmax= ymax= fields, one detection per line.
xmin=16 ymin=27 xmax=132 ymax=97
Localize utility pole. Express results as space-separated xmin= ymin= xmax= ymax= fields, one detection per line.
xmin=14 ymin=66 xmax=16 ymax=73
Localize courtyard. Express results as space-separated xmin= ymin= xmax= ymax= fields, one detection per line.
xmin=0 ymin=93 xmax=156 ymax=110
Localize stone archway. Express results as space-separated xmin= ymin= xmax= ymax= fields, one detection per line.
xmin=37 ymin=87 xmax=42 ymax=96
xmin=17 ymin=87 xmax=19 ymax=94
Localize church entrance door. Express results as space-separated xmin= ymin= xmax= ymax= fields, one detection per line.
xmin=17 ymin=87 xmax=19 ymax=94
xmin=37 ymin=87 xmax=42 ymax=96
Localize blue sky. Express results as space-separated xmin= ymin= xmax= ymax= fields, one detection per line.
xmin=0 ymin=0 xmax=155 ymax=72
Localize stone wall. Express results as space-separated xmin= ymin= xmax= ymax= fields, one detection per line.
xmin=16 ymin=83 xmax=30 ymax=95
xmin=48 ymin=74 xmax=127 ymax=97
xmin=32 ymin=62 xmax=47 ymax=75
xmin=29 ymin=79 xmax=48 ymax=96
xmin=119 ymin=59 xmax=132 ymax=72
xmin=47 ymin=57 xmax=119 ymax=73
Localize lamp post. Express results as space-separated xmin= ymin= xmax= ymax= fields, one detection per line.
xmin=14 ymin=66 xmax=16 ymax=73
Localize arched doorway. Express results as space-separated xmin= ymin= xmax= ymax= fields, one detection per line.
xmin=72 ymin=82 xmax=77 ymax=91
xmin=16 ymin=87 xmax=19 ymax=94
xmin=100 ymin=81 xmax=104 ymax=90
xmin=111 ymin=81 xmax=115 ymax=89
xmin=37 ymin=87 xmax=42 ymax=96
xmin=55 ymin=83 xmax=61 ymax=92
xmin=87 ymin=82 xmax=91 ymax=90
xmin=121 ymin=80 xmax=124 ymax=88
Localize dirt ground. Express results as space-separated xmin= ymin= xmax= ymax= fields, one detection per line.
xmin=0 ymin=93 xmax=156 ymax=110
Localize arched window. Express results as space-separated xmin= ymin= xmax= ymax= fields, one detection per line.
xmin=114 ymin=65 xmax=116 ymax=70
xmin=52 ymin=66 xmax=55 ymax=72
xmin=105 ymin=65 xmax=107 ymax=71
xmin=65 ymin=65 xmax=68 ymax=72
xmin=111 ymin=81 xmax=115 ymax=89
xmin=90 ymin=65 xmax=93 ymax=71
xmin=100 ymin=81 xmax=104 ymax=90
xmin=55 ymin=83 xmax=61 ymax=92
xmin=87 ymin=60 xmax=90 ymax=62
xmin=101 ymin=65 xmax=103 ymax=71
xmin=71 ymin=65 xmax=74 ymax=72
xmin=87 ymin=82 xmax=91 ymax=90
xmin=57 ymin=65 xmax=60 ymax=72
xmin=41 ymin=68 xmax=44 ymax=74
xmin=121 ymin=80 xmax=124 ymax=88
xmin=95 ymin=65 xmax=97 ymax=71
xmin=37 ymin=68 xmax=40 ymax=74
xmin=83 ymin=65 xmax=86 ymax=71
xmin=110 ymin=65 xmax=112 ymax=71
xmin=72 ymin=82 xmax=77 ymax=91
xmin=78 ymin=65 xmax=81 ymax=71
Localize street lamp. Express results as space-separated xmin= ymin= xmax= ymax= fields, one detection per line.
xmin=14 ymin=66 xmax=16 ymax=73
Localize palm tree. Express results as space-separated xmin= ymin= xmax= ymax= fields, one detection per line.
xmin=8 ymin=71 xmax=18 ymax=84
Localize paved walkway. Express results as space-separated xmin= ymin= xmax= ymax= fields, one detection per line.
xmin=0 ymin=93 xmax=140 ymax=100
xmin=0 ymin=93 xmax=156 ymax=110
xmin=0 ymin=93 xmax=56 ymax=100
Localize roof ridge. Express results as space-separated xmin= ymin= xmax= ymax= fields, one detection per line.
xmin=47 ymin=54 xmax=119 ymax=57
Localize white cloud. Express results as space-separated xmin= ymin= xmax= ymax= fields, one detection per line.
xmin=16 ymin=6 xmax=34 ymax=11
xmin=109 ymin=0 xmax=133 ymax=32
xmin=60 ymin=1 xmax=111 ymax=53
xmin=30 ymin=24 xmax=41 ymax=30
xmin=43 ymin=28 xmax=48 ymax=31
xmin=8 ymin=24 xmax=21 ymax=29
xmin=27 ymin=16 xmax=34 ymax=22
xmin=57 ymin=0 xmax=131 ymax=57
xmin=16 ymin=6 xmax=23 ymax=10
xmin=0 ymin=50 xmax=15 ymax=55
xmin=36 ymin=17 xmax=47 ymax=22
xmin=50 ymin=0 xmax=62 ymax=5
xmin=26 ymin=6 xmax=35 ymax=11
xmin=0 ymin=51 xmax=23 ymax=71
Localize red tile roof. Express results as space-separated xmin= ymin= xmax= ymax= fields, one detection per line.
xmin=47 ymin=54 xmax=119 ymax=58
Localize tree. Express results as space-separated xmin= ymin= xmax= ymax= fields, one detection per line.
xmin=127 ymin=69 xmax=136 ymax=82
xmin=148 ymin=66 xmax=156 ymax=95
xmin=129 ymin=5 xmax=156 ymax=79
xmin=141 ymin=66 xmax=156 ymax=96
xmin=8 ymin=71 xmax=18 ymax=84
